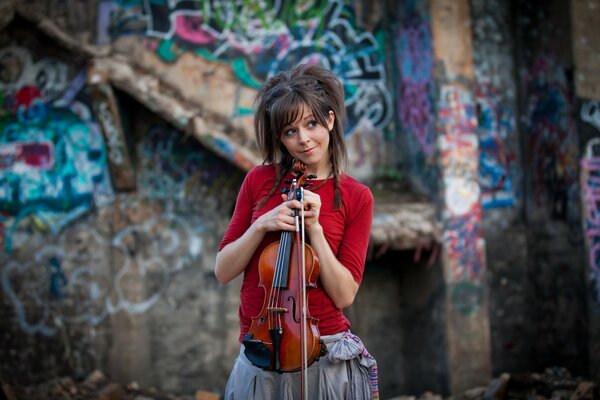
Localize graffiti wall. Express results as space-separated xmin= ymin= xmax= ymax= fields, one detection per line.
xmin=471 ymin=0 xmax=518 ymax=210
xmin=102 ymin=0 xmax=393 ymax=179
xmin=0 ymin=20 xmax=245 ymax=391
xmin=469 ymin=0 xmax=531 ymax=375
xmin=394 ymin=0 xmax=438 ymax=196
xmin=516 ymin=0 xmax=588 ymax=377
xmin=0 ymin=46 xmax=114 ymax=252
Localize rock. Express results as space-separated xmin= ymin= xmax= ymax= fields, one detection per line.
xmin=570 ymin=382 xmax=596 ymax=400
xmin=195 ymin=390 xmax=221 ymax=400
xmin=463 ymin=386 xmax=487 ymax=400
xmin=83 ymin=370 xmax=107 ymax=390
xmin=484 ymin=373 xmax=510 ymax=400
xmin=95 ymin=382 xmax=123 ymax=400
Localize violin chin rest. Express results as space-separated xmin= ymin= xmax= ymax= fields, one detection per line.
xmin=243 ymin=333 xmax=272 ymax=370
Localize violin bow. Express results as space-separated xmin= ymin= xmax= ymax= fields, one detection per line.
xmin=300 ymin=186 xmax=309 ymax=400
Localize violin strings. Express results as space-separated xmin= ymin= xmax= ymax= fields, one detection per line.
xmin=271 ymin=230 xmax=288 ymax=329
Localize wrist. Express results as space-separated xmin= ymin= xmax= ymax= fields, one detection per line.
xmin=307 ymin=223 xmax=323 ymax=237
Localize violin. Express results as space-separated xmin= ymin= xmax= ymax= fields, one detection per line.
xmin=243 ymin=160 xmax=326 ymax=395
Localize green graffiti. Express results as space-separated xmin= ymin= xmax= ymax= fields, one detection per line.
xmin=450 ymin=281 xmax=483 ymax=315
xmin=156 ymin=38 xmax=177 ymax=62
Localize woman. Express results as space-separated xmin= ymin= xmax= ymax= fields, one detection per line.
xmin=215 ymin=64 xmax=378 ymax=399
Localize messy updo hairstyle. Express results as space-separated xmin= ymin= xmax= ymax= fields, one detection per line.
xmin=254 ymin=64 xmax=348 ymax=209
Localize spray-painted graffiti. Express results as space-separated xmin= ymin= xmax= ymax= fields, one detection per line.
xmin=106 ymin=0 xmax=392 ymax=133
xmin=137 ymin=125 xmax=236 ymax=202
xmin=397 ymin=19 xmax=435 ymax=156
xmin=438 ymin=84 xmax=486 ymax=314
xmin=581 ymin=100 xmax=600 ymax=132
xmin=470 ymin=0 xmax=518 ymax=209
xmin=525 ymin=55 xmax=578 ymax=220
xmin=0 ymin=46 xmax=114 ymax=252
xmin=581 ymin=138 xmax=600 ymax=309
xmin=476 ymin=91 xmax=516 ymax=208
xmin=0 ymin=47 xmax=69 ymax=105
xmin=1 ymin=205 xmax=206 ymax=336
xmin=392 ymin=2 xmax=438 ymax=197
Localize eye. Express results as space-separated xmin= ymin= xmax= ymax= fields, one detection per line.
xmin=283 ymin=128 xmax=297 ymax=137
xmin=307 ymin=120 xmax=318 ymax=128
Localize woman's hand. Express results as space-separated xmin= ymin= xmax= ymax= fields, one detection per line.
xmin=255 ymin=189 xmax=321 ymax=234
xmin=254 ymin=196 xmax=304 ymax=233
xmin=299 ymin=189 xmax=321 ymax=232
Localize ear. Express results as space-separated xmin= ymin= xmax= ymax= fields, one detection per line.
xmin=327 ymin=110 xmax=335 ymax=131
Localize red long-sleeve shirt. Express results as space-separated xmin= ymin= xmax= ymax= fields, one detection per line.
xmin=218 ymin=165 xmax=374 ymax=342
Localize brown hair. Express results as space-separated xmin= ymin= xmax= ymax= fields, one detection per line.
xmin=254 ymin=64 xmax=348 ymax=209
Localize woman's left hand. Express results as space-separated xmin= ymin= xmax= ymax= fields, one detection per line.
xmin=299 ymin=189 xmax=322 ymax=232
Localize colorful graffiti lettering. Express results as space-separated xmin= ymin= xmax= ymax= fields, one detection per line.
xmin=0 ymin=46 xmax=114 ymax=252
xmin=581 ymin=138 xmax=600 ymax=308
xmin=106 ymin=0 xmax=392 ymax=134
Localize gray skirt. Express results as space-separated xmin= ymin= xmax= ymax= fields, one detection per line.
xmin=224 ymin=331 xmax=379 ymax=400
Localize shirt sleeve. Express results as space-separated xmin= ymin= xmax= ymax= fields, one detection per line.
xmin=217 ymin=169 xmax=255 ymax=252
xmin=336 ymin=186 xmax=374 ymax=284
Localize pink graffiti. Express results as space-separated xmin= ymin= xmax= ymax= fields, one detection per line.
xmin=439 ymin=86 xmax=477 ymax=136
xmin=445 ymin=209 xmax=484 ymax=281
xmin=397 ymin=21 xmax=435 ymax=155
xmin=582 ymin=159 xmax=600 ymax=225
xmin=400 ymin=82 xmax=434 ymax=155
xmin=174 ymin=15 xmax=217 ymax=45
xmin=0 ymin=142 xmax=54 ymax=171
xmin=582 ymin=152 xmax=600 ymax=305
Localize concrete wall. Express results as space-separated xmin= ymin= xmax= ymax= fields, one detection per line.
xmin=514 ymin=0 xmax=589 ymax=376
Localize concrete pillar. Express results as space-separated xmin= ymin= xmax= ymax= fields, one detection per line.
xmin=430 ymin=0 xmax=492 ymax=393
xmin=573 ymin=0 xmax=600 ymax=381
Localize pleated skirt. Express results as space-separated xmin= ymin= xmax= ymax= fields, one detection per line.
xmin=224 ymin=331 xmax=379 ymax=400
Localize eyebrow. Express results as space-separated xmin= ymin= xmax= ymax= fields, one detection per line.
xmin=283 ymin=114 xmax=314 ymax=130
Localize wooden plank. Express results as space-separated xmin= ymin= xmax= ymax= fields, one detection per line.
xmin=87 ymin=75 xmax=136 ymax=190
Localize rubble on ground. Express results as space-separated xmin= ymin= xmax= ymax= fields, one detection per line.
xmin=388 ymin=367 xmax=597 ymax=400
xmin=1 ymin=366 xmax=597 ymax=400
xmin=0 ymin=369 xmax=220 ymax=400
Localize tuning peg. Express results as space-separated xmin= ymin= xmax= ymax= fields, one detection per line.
xmin=281 ymin=188 xmax=290 ymax=194
xmin=307 ymin=175 xmax=317 ymax=179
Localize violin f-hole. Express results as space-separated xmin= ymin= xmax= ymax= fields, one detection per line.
xmin=288 ymin=295 xmax=300 ymax=323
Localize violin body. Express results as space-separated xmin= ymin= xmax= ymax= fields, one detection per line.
xmin=243 ymin=240 xmax=322 ymax=372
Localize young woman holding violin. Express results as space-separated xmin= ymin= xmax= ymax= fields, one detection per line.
xmin=215 ymin=64 xmax=378 ymax=400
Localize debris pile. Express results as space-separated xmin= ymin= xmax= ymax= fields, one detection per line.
xmin=1 ymin=367 xmax=597 ymax=400
xmin=0 ymin=370 xmax=221 ymax=400
xmin=388 ymin=368 xmax=597 ymax=400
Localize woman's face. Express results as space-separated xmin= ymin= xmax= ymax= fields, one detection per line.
xmin=280 ymin=105 xmax=335 ymax=178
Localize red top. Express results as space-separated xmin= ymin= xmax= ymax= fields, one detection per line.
xmin=218 ymin=165 xmax=374 ymax=342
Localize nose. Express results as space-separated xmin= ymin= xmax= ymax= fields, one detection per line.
xmin=297 ymin=128 xmax=310 ymax=144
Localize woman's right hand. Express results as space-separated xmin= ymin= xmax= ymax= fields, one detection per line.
xmin=255 ymin=195 xmax=304 ymax=233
